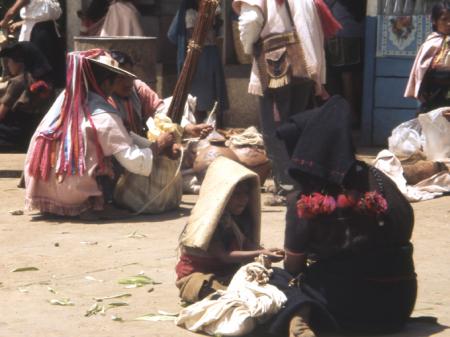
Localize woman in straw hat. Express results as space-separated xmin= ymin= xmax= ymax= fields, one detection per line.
xmin=108 ymin=50 xmax=212 ymax=139
xmin=24 ymin=49 xmax=177 ymax=217
xmin=175 ymin=156 xmax=284 ymax=303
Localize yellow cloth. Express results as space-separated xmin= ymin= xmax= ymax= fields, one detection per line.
xmin=146 ymin=114 xmax=183 ymax=142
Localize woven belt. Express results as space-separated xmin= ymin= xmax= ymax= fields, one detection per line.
xmin=261 ymin=32 xmax=298 ymax=51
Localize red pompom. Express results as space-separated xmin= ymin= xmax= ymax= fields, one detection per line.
xmin=296 ymin=192 xmax=336 ymax=219
xmin=357 ymin=192 xmax=388 ymax=215
xmin=29 ymin=80 xmax=51 ymax=99
xmin=336 ymin=192 xmax=357 ymax=208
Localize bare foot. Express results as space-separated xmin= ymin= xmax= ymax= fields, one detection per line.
xmin=289 ymin=306 xmax=316 ymax=337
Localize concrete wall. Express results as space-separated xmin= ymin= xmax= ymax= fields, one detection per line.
xmin=65 ymin=1 xmax=82 ymax=51
xmin=223 ymin=65 xmax=260 ymax=128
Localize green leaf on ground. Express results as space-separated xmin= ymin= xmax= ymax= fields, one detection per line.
xmin=93 ymin=293 xmax=132 ymax=302
xmin=111 ymin=315 xmax=123 ymax=322
xmin=157 ymin=310 xmax=178 ymax=316
xmin=9 ymin=210 xmax=24 ymax=215
xmin=134 ymin=313 xmax=178 ymax=322
xmin=118 ymin=275 xmax=160 ymax=288
xmin=80 ymin=241 xmax=98 ymax=245
xmin=127 ymin=231 xmax=147 ymax=239
xmin=11 ymin=267 xmax=39 ymax=272
xmin=107 ymin=302 xmax=129 ymax=308
xmin=84 ymin=275 xmax=104 ymax=282
xmin=49 ymin=298 xmax=74 ymax=306
xmin=85 ymin=302 xmax=104 ymax=317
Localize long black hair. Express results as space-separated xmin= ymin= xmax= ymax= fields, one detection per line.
xmin=431 ymin=1 xmax=450 ymax=31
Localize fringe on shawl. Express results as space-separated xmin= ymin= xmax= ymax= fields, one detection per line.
xmin=28 ymin=49 xmax=108 ymax=181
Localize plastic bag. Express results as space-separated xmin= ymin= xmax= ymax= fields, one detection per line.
xmin=418 ymin=108 xmax=450 ymax=160
xmin=388 ymin=118 xmax=424 ymax=157
xmin=20 ymin=0 xmax=62 ymax=21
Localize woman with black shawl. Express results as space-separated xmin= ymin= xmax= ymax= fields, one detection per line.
xmin=268 ymin=96 xmax=417 ymax=337
xmin=0 ymin=0 xmax=66 ymax=88
xmin=0 ymin=41 xmax=54 ymax=150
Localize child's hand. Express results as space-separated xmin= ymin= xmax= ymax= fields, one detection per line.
xmin=263 ymin=248 xmax=285 ymax=262
xmin=443 ymin=109 xmax=450 ymax=121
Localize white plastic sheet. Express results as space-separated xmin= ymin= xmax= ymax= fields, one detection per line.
xmin=388 ymin=118 xmax=423 ymax=157
xmin=418 ymin=107 xmax=450 ymax=161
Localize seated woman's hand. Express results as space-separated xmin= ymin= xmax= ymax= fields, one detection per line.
xmin=155 ymin=132 xmax=175 ymax=154
xmin=9 ymin=20 xmax=23 ymax=33
xmin=165 ymin=143 xmax=182 ymax=160
xmin=184 ymin=123 xmax=213 ymax=139
xmin=0 ymin=20 xmax=9 ymax=31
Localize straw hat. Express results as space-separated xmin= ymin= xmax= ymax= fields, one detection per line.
xmin=180 ymin=156 xmax=261 ymax=251
xmin=87 ymin=53 xmax=137 ymax=79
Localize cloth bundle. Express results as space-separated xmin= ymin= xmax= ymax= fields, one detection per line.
xmin=176 ymin=261 xmax=287 ymax=336
xmin=229 ymin=126 xmax=264 ymax=147
xmin=146 ymin=114 xmax=183 ymax=143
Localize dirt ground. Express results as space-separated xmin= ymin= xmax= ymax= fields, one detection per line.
xmin=0 ymin=153 xmax=449 ymax=337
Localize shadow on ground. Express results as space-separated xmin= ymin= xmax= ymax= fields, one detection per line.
xmin=29 ymin=206 xmax=194 ymax=224
xmin=246 ymin=318 xmax=447 ymax=337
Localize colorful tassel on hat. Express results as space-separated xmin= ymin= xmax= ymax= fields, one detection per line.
xmin=29 ymin=49 xmax=107 ymax=180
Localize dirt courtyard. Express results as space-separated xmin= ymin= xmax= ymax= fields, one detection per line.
xmin=0 ymin=154 xmax=449 ymax=337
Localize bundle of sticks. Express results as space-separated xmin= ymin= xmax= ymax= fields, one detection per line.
xmin=167 ymin=0 xmax=220 ymax=124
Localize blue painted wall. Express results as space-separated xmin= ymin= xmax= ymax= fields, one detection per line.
xmin=361 ymin=16 xmax=418 ymax=145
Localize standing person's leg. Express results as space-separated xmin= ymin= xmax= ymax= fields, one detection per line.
xmin=259 ymin=80 xmax=314 ymax=196
xmin=30 ymin=21 xmax=66 ymax=88
xmin=212 ymin=46 xmax=229 ymax=129
xmin=259 ymin=91 xmax=296 ymax=194
xmin=274 ymin=80 xmax=315 ymax=121
xmin=190 ymin=46 xmax=229 ymax=126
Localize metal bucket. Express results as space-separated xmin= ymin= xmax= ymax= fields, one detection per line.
xmin=73 ymin=36 xmax=158 ymax=85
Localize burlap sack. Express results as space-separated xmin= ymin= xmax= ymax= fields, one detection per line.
xmin=114 ymin=155 xmax=183 ymax=214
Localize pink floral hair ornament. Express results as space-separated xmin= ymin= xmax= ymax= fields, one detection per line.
xmin=296 ymin=192 xmax=336 ymax=220
xmin=296 ymin=191 xmax=388 ymax=221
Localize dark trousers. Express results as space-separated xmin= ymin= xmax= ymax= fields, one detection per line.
xmin=259 ymin=80 xmax=314 ymax=191
xmin=30 ymin=21 xmax=66 ymax=88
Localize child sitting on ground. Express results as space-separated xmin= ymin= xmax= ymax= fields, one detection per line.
xmin=175 ymin=157 xmax=284 ymax=303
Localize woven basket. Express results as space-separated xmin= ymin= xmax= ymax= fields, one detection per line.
xmin=232 ymin=21 xmax=252 ymax=65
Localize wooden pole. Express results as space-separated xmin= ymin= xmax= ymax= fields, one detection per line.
xmin=167 ymin=0 xmax=220 ymax=124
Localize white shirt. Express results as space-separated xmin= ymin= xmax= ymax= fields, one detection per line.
xmin=238 ymin=4 xmax=264 ymax=55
